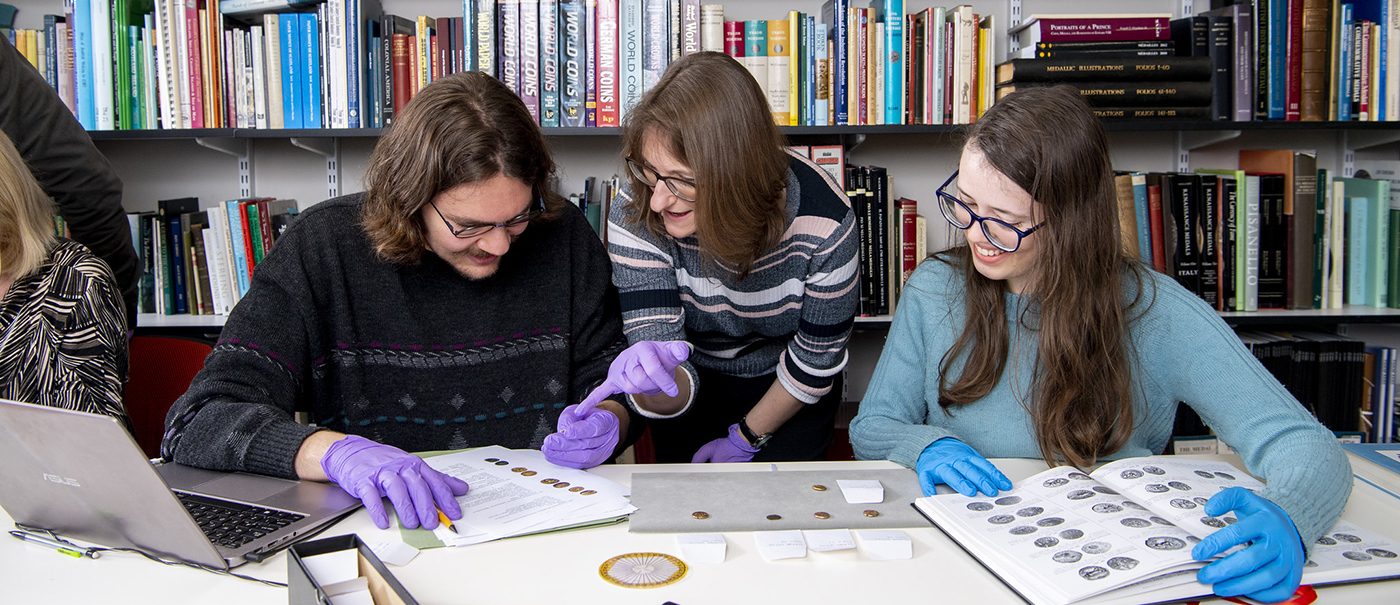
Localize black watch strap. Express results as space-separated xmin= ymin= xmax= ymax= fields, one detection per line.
xmin=738 ymin=416 xmax=772 ymax=449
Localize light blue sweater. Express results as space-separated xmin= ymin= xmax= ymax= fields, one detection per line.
xmin=850 ymin=257 xmax=1352 ymax=545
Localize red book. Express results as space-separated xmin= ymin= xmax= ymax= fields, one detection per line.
xmin=1360 ymin=23 xmax=1373 ymax=120
xmin=1011 ymin=15 xmax=1171 ymax=45
xmin=183 ymin=0 xmax=205 ymax=128
xmin=437 ymin=17 xmax=453 ymax=76
xmin=1284 ymin=0 xmax=1304 ymax=120
xmin=392 ymin=33 xmax=411 ymax=115
xmin=237 ymin=200 xmax=257 ymax=277
xmin=724 ymin=21 xmax=743 ymax=57
xmin=596 ymin=0 xmax=620 ymax=126
xmin=1147 ymin=180 xmax=1166 ymax=273
xmin=898 ymin=198 xmax=919 ymax=286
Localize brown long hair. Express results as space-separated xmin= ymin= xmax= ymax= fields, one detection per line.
xmin=937 ymin=86 xmax=1147 ymax=469
xmin=0 ymin=128 xmax=55 ymax=280
xmin=361 ymin=71 xmax=566 ymax=264
xmin=619 ymin=51 xmax=789 ymax=279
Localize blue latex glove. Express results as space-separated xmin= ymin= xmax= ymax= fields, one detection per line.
xmin=541 ymin=402 xmax=621 ymax=469
xmin=576 ymin=341 xmax=691 ymax=410
xmin=916 ymin=438 xmax=1013 ymax=497
xmin=1192 ymin=487 xmax=1305 ymax=603
xmin=691 ymin=423 xmax=760 ymax=463
xmin=321 ymin=435 xmax=470 ymax=530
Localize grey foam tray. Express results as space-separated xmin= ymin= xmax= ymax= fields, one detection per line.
xmin=628 ymin=469 xmax=930 ymax=533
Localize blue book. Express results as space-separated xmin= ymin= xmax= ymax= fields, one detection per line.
xmin=1339 ymin=3 xmax=1353 ymax=121
xmin=281 ymin=15 xmax=302 ymax=128
xmin=541 ymin=0 xmax=561 ymax=126
xmin=640 ymin=0 xmax=666 ymax=92
xmin=1342 ymin=443 xmax=1400 ymax=493
xmin=302 ymin=12 xmax=323 ymax=129
xmin=561 ymin=0 xmax=586 ymax=126
xmin=874 ymin=0 xmax=902 ymax=124
xmin=1132 ymin=173 xmax=1151 ymax=262
xmin=1352 ymin=1 xmax=1387 ymax=119
xmin=73 ymin=0 xmax=95 ymax=129
xmin=1349 ymin=196 xmax=1370 ymax=305
xmin=169 ymin=216 xmax=188 ymax=315
xmin=461 ymin=0 xmax=475 ymax=72
xmin=821 ymin=0 xmax=847 ymax=125
xmin=805 ymin=16 xmax=816 ymax=126
xmin=367 ymin=26 xmax=380 ymax=127
xmin=620 ymin=0 xmax=642 ymax=118
xmin=225 ymin=200 xmax=251 ymax=296
xmin=1266 ymin=0 xmax=1285 ymax=119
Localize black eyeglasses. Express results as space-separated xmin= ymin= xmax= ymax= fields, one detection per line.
xmin=936 ymin=171 xmax=1043 ymax=253
xmin=625 ymin=156 xmax=698 ymax=202
xmin=429 ymin=193 xmax=545 ymax=239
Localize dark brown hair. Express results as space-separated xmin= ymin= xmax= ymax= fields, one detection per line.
xmin=361 ymin=71 xmax=566 ymax=264
xmin=619 ymin=51 xmax=789 ymax=279
xmin=936 ymin=85 xmax=1147 ymax=469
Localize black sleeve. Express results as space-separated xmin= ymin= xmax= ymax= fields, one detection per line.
xmin=0 ymin=36 xmax=140 ymax=327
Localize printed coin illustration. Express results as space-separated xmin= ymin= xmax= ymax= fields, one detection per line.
xmin=1193 ymin=497 xmax=1210 ymax=506
xmin=1122 ymin=501 xmax=1146 ymax=511
xmin=1081 ymin=542 xmax=1112 ymax=554
xmin=541 ymin=478 xmax=560 ymax=484
xmin=1059 ymin=529 xmax=1085 ymax=540
xmin=1215 ymin=472 xmax=1236 ymax=481
xmin=1119 ymin=469 xmax=1144 ymax=480
xmin=1120 ymin=518 xmax=1151 ymax=529
xmin=1194 ymin=470 xmax=1216 ymax=479
xmin=521 ymin=471 xmax=537 ymax=476
xmin=1150 ymin=517 xmax=1172 ymax=525
xmin=1052 ymin=551 xmax=1082 ymax=564
xmin=553 ymin=482 xmax=571 ymax=488
xmin=494 ymin=460 xmax=510 ymax=466
xmin=1146 ymin=537 xmax=1187 ymax=551
xmin=1034 ymin=537 xmax=1060 ymax=548
xmin=1200 ymin=517 xmax=1227 ymax=529
xmin=1091 ymin=503 xmax=1123 ymax=514
xmin=1316 ymin=537 xmax=1338 ymax=546
xmin=1145 ymin=484 xmax=1170 ymax=493
xmin=1167 ymin=481 xmax=1192 ymax=491
xmin=1043 ymin=478 xmax=1070 ymax=488
xmin=988 ymin=514 xmax=1015 ymax=525
xmin=1106 ymin=557 xmax=1139 ymax=571
xmin=1366 ymin=549 xmax=1398 ymax=558
xmin=1142 ymin=466 xmax=1165 ymax=475
xmin=1305 ymin=560 xmax=1319 ymax=568
xmin=1343 ymin=551 xmax=1373 ymax=562
xmin=1068 ymin=472 xmax=1091 ymax=481
xmin=511 ymin=467 xmax=527 ymax=473
xmin=1334 ymin=533 xmax=1362 ymax=543
xmin=1223 ymin=516 xmax=1238 ymax=524
xmin=569 ymin=486 xmax=585 ymax=492
xmin=1092 ymin=486 xmax=1118 ymax=495
xmin=1009 ymin=526 xmax=1037 ymax=536
xmin=581 ymin=490 xmax=597 ymax=495
xmin=1037 ymin=517 xmax=1065 ymax=527
xmin=1016 ymin=507 xmax=1045 ymax=517
xmin=1078 ymin=566 xmax=1110 ymax=581
xmin=1067 ymin=490 xmax=1096 ymax=500
xmin=994 ymin=496 xmax=1023 ymax=506
xmin=484 ymin=458 xmax=500 ymax=463
xmin=967 ymin=502 xmax=995 ymax=512
xmin=1169 ymin=499 xmax=1197 ymax=510
xmin=1186 ymin=536 xmax=1202 ymax=545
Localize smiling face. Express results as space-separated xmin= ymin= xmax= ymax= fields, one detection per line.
xmin=421 ymin=174 xmax=535 ymax=280
xmin=639 ymin=133 xmax=699 ymax=239
xmin=957 ymin=145 xmax=1044 ymax=294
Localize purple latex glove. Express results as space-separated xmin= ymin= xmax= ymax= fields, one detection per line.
xmin=320 ymin=435 xmax=470 ymax=530
xmin=542 ymin=402 xmax=621 ymax=469
xmin=576 ymin=341 xmax=691 ymax=410
xmin=690 ymin=423 xmax=760 ymax=463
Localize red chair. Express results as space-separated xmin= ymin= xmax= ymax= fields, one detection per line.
xmin=124 ymin=335 xmax=214 ymax=458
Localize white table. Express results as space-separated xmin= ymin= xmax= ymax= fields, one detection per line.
xmin=4 ymin=455 xmax=1398 ymax=604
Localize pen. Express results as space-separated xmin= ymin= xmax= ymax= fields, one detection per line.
xmin=437 ymin=509 xmax=459 ymax=534
xmin=8 ymin=530 xmax=98 ymax=559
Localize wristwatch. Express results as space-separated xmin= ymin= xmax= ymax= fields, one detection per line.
xmin=737 ymin=415 xmax=773 ymax=449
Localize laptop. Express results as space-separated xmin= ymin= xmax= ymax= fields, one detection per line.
xmin=0 ymin=398 xmax=361 ymax=569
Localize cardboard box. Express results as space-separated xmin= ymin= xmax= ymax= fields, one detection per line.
xmin=288 ymin=534 xmax=418 ymax=605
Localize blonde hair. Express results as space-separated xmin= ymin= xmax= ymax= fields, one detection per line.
xmin=0 ymin=129 xmax=56 ymax=280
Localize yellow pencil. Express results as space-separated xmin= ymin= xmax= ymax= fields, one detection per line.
xmin=437 ymin=509 xmax=459 ymax=534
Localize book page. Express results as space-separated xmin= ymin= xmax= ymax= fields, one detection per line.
xmin=917 ymin=466 xmax=1205 ymax=605
xmin=1091 ymin=458 xmax=1261 ymax=539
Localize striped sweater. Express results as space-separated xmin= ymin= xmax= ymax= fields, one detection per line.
xmin=607 ymin=150 xmax=859 ymax=410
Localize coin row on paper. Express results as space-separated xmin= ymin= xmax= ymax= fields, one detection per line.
xmin=690 ymin=510 xmax=880 ymax=520
xmin=483 ymin=456 xmax=599 ymax=496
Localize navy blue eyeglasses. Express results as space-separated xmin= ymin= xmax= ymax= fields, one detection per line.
xmin=936 ymin=171 xmax=1043 ymax=253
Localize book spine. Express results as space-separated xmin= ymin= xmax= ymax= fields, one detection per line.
xmin=815 ymin=22 xmax=828 ymax=127
xmin=996 ymin=56 xmax=1213 ymax=84
xmin=73 ymin=0 xmax=94 ymax=128
xmin=1207 ymin=16 xmax=1230 ymax=121
xmin=1338 ymin=4 xmax=1353 ymax=121
xmin=346 ymin=0 xmax=362 ymax=128
xmin=542 ymin=0 xmax=561 ymax=126
xmin=1349 ymin=196 xmax=1369 ymax=305
xmin=743 ymin=21 xmax=766 ymax=98
xmin=302 ymin=13 xmax=322 ymax=128
xmin=823 ymin=0 xmax=846 ymax=125
xmin=680 ymin=0 xmax=699 ymax=55
xmin=264 ymin=15 xmax=284 ymax=128
xmin=597 ymin=0 xmax=619 ymax=126
xmin=1199 ymin=175 xmax=1220 ymax=308
xmin=1000 ymin=81 xmax=1214 ymax=108
xmin=584 ymin=0 xmax=596 ymax=126
xmin=224 ymin=200 xmax=250 ymax=295
xmin=561 ymin=0 xmax=585 ymax=126
xmin=91 ymin=0 xmax=114 ymax=129
xmin=1372 ymin=194 xmax=1390 ymax=307
xmin=499 ymin=0 xmax=520 ymax=96
xmin=251 ymin=26 xmax=267 ymax=128
xmin=181 ymin=0 xmax=203 ymax=128
xmin=883 ymin=0 xmax=902 ymax=125
xmin=170 ymin=216 xmax=188 ymax=314
xmin=476 ymin=0 xmax=495 ymax=75
xmin=1016 ymin=16 xmax=1171 ymax=43
xmin=1284 ymin=0 xmax=1304 ymax=120
xmin=723 ymin=19 xmax=741 ymax=56
xmin=1300 ymin=0 xmax=1331 ymax=121
xmin=699 ymin=3 xmax=722 ymax=52
xmin=521 ymin=0 xmax=541 ymax=123
xmin=620 ymin=0 xmax=642 ymax=118
xmin=247 ymin=203 xmax=265 ymax=265
xmin=766 ymin=19 xmax=789 ymax=125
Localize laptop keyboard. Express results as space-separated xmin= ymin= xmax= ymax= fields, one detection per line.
xmin=175 ymin=492 xmax=306 ymax=550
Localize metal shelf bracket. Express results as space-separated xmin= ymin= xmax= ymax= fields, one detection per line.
xmin=290 ymin=137 xmax=342 ymax=198
xmin=1176 ymin=130 xmax=1241 ymax=172
xmin=196 ymin=137 xmax=254 ymax=198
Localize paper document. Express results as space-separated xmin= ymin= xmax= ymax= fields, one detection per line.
xmin=423 ymin=446 xmax=636 ymax=547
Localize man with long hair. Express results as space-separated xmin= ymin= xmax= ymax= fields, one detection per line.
xmin=162 ymin=72 xmax=639 ymax=532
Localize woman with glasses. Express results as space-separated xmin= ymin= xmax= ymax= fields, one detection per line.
xmin=574 ymin=52 xmax=858 ymax=463
xmin=849 ymin=86 xmax=1348 ymax=603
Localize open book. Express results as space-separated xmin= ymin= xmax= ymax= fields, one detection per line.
xmin=914 ymin=456 xmax=1400 ymax=605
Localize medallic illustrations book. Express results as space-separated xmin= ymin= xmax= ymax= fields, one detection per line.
xmin=914 ymin=456 xmax=1400 ymax=605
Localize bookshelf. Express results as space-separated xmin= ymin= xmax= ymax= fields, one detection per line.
xmin=7 ymin=0 xmax=1400 ymax=402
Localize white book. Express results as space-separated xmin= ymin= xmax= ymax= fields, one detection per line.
xmin=767 ymin=25 xmax=789 ymax=125
xmin=929 ymin=6 xmax=945 ymax=125
xmin=1244 ymin=174 xmax=1261 ymax=312
xmin=251 ymin=25 xmax=268 ymax=129
xmin=200 ymin=226 xmax=226 ymax=315
xmin=242 ymin=31 xmax=256 ymax=129
xmin=1320 ymin=177 xmax=1333 ymax=309
xmin=699 ymin=4 xmax=723 ymax=52
xmin=55 ymin=22 xmax=75 ymax=117
xmin=232 ymin=31 xmax=246 ymax=127
xmin=326 ymin=0 xmax=348 ymax=128
xmin=207 ymin=205 xmax=237 ymax=314
xmin=264 ymin=14 xmax=284 ymax=129
xmin=1329 ymin=179 xmax=1345 ymax=309
xmin=172 ymin=0 xmax=191 ymax=128
xmin=950 ymin=5 xmax=973 ymax=125
xmin=744 ymin=38 xmax=767 ymax=100
xmin=874 ymin=22 xmax=884 ymax=125
xmin=143 ymin=22 xmax=158 ymax=129
xmin=621 ymin=0 xmax=643 ymax=117
xmin=91 ymin=0 xmax=114 ymax=129
xmin=154 ymin=0 xmax=179 ymax=129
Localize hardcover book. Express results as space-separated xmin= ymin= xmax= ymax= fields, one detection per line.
xmin=994 ymin=56 xmax=1212 ymax=85
xmin=1009 ymin=14 xmax=1171 ymax=47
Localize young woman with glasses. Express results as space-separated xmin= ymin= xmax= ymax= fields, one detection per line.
xmin=849 ymin=86 xmax=1349 ymax=603
xmin=570 ymin=52 xmax=859 ymax=463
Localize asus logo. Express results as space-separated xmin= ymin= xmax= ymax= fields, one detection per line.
xmin=43 ymin=473 xmax=81 ymax=487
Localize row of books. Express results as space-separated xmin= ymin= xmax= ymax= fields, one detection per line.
xmin=1115 ymin=151 xmax=1400 ymax=313
xmin=127 ymin=196 xmax=300 ymax=316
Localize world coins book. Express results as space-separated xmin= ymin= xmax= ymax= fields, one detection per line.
xmin=913 ymin=456 xmax=1400 ymax=605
